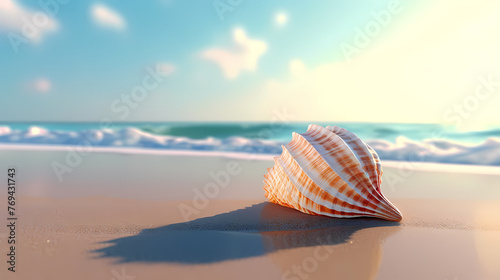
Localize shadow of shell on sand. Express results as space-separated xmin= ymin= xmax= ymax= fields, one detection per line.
xmin=258 ymin=202 xmax=401 ymax=280
xmin=94 ymin=201 xmax=400 ymax=278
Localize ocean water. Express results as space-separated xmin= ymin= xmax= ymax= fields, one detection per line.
xmin=1 ymin=122 xmax=500 ymax=166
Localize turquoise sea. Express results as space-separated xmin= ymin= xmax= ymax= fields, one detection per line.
xmin=1 ymin=122 xmax=500 ymax=166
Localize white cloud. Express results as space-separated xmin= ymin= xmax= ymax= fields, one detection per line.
xmin=90 ymin=3 xmax=126 ymax=31
xmin=258 ymin=0 xmax=500 ymax=127
xmin=201 ymin=28 xmax=267 ymax=79
xmin=0 ymin=0 xmax=58 ymax=43
xmin=274 ymin=12 xmax=288 ymax=27
xmin=33 ymin=78 xmax=51 ymax=92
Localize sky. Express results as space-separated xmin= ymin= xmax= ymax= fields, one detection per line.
xmin=1 ymin=0 xmax=500 ymax=129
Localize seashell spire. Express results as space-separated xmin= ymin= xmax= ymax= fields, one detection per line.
xmin=263 ymin=124 xmax=402 ymax=222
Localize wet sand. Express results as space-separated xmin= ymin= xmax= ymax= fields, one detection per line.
xmin=0 ymin=150 xmax=499 ymax=279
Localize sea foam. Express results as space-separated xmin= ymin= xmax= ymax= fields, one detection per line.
xmin=1 ymin=126 xmax=499 ymax=166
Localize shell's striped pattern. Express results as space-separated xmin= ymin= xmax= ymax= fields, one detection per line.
xmin=263 ymin=124 xmax=402 ymax=222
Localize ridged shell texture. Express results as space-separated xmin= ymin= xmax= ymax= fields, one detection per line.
xmin=263 ymin=124 xmax=402 ymax=222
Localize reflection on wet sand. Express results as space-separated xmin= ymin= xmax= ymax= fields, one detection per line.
xmin=258 ymin=201 xmax=401 ymax=279
xmin=474 ymin=202 xmax=500 ymax=279
xmin=264 ymin=226 xmax=400 ymax=280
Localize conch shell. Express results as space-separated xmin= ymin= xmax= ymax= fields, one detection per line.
xmin=263 ymin=124 xmax=402 ymax=222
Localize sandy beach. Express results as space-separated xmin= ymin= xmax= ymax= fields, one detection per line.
xmin=1 ymin=149 xmax=500 ymax=280
xmin=3 ymin=0 xmax=500 ymax=278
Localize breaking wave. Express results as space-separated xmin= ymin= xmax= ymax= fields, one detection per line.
xmin=1 ymin=126 xmax=500 ymax=166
